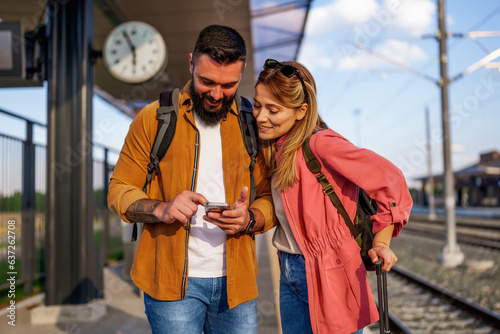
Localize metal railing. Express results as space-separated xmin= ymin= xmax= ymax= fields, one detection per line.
xmin=0 ymin=107 xmax=122 ymax=295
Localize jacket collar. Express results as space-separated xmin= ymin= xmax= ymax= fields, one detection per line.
xmin=274 ymin=135 xmax=288 ymax=163
xmin=275 ymin=135 xmax=287 ymax=152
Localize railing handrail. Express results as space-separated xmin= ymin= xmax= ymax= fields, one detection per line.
xmin=0 ymin=108 xmax=121 ymax=154
xmin=0 ymin=108 xmax=46 ymax=127
xmin=0 ymin=132 xmax=25 ymax=142
xmin=94 ymin=142 xmax=120 ymax=154
xmin=0 ymin=106 xmax=123 ymax=296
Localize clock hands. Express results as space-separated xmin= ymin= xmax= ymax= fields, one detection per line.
xmin=122 ymin=30 xmax=137 ymax=67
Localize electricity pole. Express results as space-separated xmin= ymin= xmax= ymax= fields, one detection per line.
xmin=437 ymin=0 xmax=464 ymax=268
xmin=348 ymin=0 xmax=499 ymax=268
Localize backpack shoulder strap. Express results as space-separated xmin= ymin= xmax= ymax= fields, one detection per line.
xmin=236 ymin=95 xmax=259 ymax=204
xmin=143 ymin=88 xmax=180 ymax=191
xmin=131 ymin=88 xmax=180 ymax=242
xmin=302 ymin=136 xmax=358 ymax=239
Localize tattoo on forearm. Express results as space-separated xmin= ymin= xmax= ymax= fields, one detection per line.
xmin=125 ymin=199 xmax=163 ymax=223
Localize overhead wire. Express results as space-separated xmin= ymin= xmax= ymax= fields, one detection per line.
xmin=325 ymin=3 xmax=500 ymax=115
xmin=301 ymin=2 xmax=500 ymax=152
xmin=361 ymin=3 xmax=500 ymax=128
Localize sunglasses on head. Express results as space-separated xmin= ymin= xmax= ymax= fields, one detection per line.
xmin=263 ymin=59 xmax=309 ymax=103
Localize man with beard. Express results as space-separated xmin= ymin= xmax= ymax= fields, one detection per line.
xmin=107 ymin=25 xmax=275 ymax=334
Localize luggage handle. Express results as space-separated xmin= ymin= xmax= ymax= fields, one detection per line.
xmin=375 ymin=259 xmax=390 ymax=334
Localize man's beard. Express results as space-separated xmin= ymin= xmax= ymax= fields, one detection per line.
xmin=190 ymin=81 xmax=235 ymax=127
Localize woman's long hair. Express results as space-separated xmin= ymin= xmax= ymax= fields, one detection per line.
xmin=256 ymin=61 xmax=326 ymax=190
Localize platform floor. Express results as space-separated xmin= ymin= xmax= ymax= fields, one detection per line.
xmin=1 ymin=231 xmax=379 ymax=334
xmin=0 ymin=233 xmax=282 ymax=334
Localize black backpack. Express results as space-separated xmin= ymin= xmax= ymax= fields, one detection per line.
xmin=131 ymin=89 xmax=259 ymax=241
xmin=302 ymin=136 xmax=377 ymax=271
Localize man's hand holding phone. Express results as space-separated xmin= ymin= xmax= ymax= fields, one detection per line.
xmin=203 ymin=187 xmax=251 ymax=235
xmin=154 ymin=190 xmax=208 ymax=224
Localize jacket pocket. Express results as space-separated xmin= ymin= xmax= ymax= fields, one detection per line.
xmin=321 ymin=234 xmax=359 ymax=270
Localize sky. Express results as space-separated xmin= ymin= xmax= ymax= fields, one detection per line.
xmin=0 ymin=0 xmax=499 ymax=190
xmin=297 ymin=0 xmax=500 ymax=186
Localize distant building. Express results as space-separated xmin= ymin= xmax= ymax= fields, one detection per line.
xmin=416 ymin=150 xmax=500 ymax=207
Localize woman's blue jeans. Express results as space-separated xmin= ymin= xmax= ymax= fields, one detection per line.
xmin=278 ymin=251 xmax=363 ymax=334
xmin=143 ymin=276 xmax=257 ymax=334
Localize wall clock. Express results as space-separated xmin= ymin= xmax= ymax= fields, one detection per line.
xmin=103 ymin=21 xmax=167 ymax=84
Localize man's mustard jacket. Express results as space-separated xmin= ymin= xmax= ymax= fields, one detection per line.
xmin=108 ymin=82 xmax=275 ymax=308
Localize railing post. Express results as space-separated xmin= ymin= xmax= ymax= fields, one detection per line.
xmin=22 ymin=120 xmax=36 ymax=295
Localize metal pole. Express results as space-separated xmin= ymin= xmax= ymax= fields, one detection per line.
xmin=21 ymin=120 xmax=35 ymax=295
xmin=102 ymin=148 xmax=110 ymax=264
xmin=437 ymin=0 xmax=464 ymax=268
xmin=425 ymin=107 xmax=437 ymax=220
xmin=45 ymin=0 xmax=97 ymax=305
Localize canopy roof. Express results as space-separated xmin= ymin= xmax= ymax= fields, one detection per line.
xmin=0 ymin=0 xmax=311 ymax=117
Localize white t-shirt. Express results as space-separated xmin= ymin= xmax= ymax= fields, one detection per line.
xmin=188 ymin=114 xmax=227 ymax=277
xmin=271 ymin=179 xmax=303 ymax=255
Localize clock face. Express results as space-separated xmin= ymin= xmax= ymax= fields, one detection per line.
xmin=103 ymin=21 xmax=167 ymax=84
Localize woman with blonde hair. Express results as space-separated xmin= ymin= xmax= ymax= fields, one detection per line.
xmin=253 ymin=59 xmax=413 ymax=334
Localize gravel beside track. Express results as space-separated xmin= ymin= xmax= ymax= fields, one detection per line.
xmin=390 ymin=230 xmax=500 ymax=314
xmin=366 ymin=229 xmax=500 ymax=333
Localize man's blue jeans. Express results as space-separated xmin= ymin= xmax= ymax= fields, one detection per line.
xmin=143 ymin=276 xmax=257 ymax=334
xmin=278 ymin=251 xmax=363 ymax=334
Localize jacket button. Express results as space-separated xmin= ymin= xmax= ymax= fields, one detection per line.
xmin=391 ymin=202 xmax=397 ymax=207
xmin=337 ymin=259 xmax=342 ymax=264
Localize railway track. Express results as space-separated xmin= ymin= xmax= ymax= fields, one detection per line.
xmin=404 ymin=214 xmax=500 ymax=250
xmin=403 ymin=224 xmax=500 ymax=250
xmin=367 ymin=265 xmax=500 ymax=333
xmin=409 ymin=213 xmax=500 ymax=232
xmin=365 ymin=214 xmax=500 ymax=333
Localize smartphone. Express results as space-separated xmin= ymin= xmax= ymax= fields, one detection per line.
xmin=204 ymin=202 xmax=230 ymax=214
